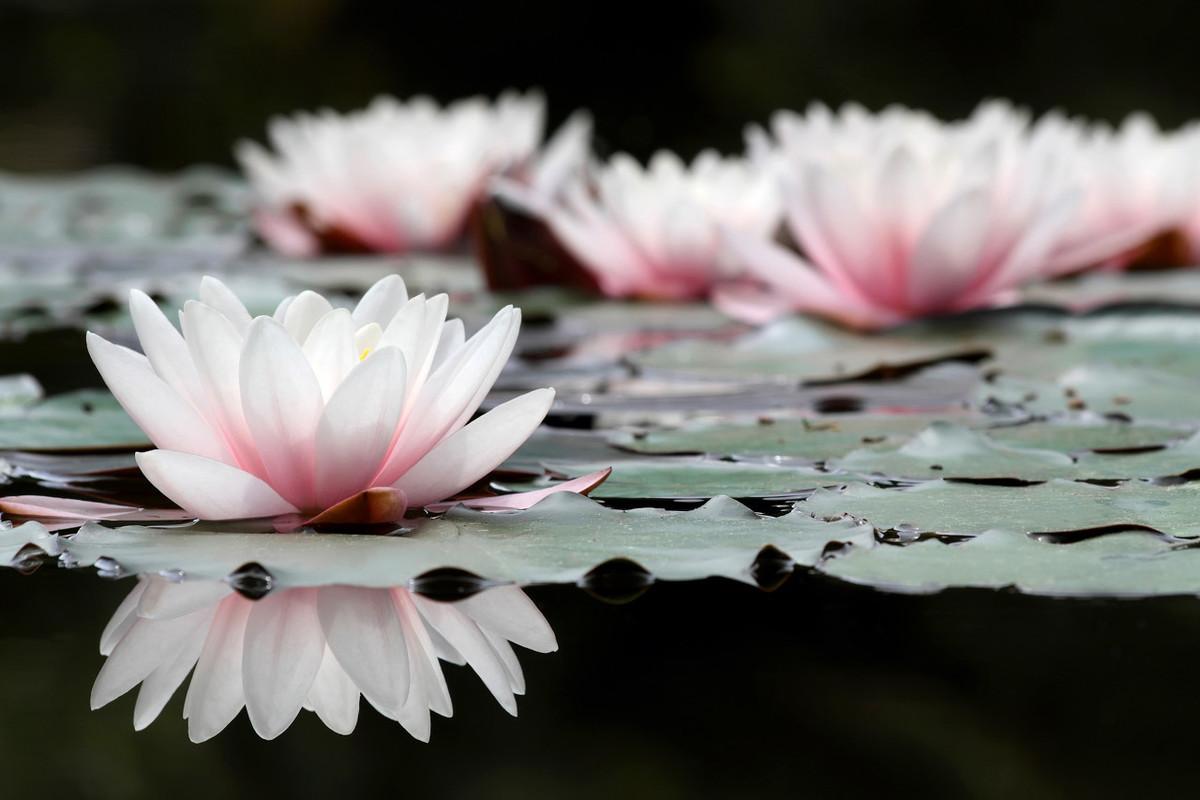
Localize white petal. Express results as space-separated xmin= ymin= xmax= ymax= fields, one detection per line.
xmin=302 ymin=308 xmax=357 ymax=402
xmin=128 ymin=290 xmax=211 ymax=419
xmin=240 ymin=318 xmax=325 ymax=509
xmin=243 ymin=588 xmax=325 ymax=740
xmin=135 ymin=450 xmax=298 ymax=520
xmin=430 ymin=318 xmax=466 ymax=373
xmin=199 ymin=276 xmax=253 ymax=335
xmin=352 ymin=274 xmax=409 ymax=328
xmin=394 ymin=388 xmax=554 ymax=508
xmin=313 ymin=348 xmax=407 ymax=509
xmin=306 ymin=646 xmax=360 ymax=735
xmin=138 ymin=578 xmax=232 ymax=620
xmin=185 ymin=596 xmax=252 ymax=743
xmin=481 ymin=628 xmax=525 ymax=695
xmin=283 ymin=290 xmax=334 ymax=344
xmin=91 ymin=605 xmax=214 ymax=710
xmin=100 ymin=579 xmax=148 ymax=656
xmin=87 ymin=333 xmax=235 ymax=464
xmin=317 ymin=586 xmax=410 ymax=714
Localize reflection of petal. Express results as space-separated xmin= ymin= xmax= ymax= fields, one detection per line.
xmin=93 ymin=577 xmax=556 ymax=742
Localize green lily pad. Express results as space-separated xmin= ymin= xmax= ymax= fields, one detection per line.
xmin=61 ymin=492 xmax=874 ymax=586
xmin=986 ymin=417 xmax=1192 ymax=452
xmin=498 ymin=458 xmax=855 ymax=500
xmin=0 ymin=389 xmax=150 ymax=451
xmin=821 ymin=529 xmax=1200 ymax=598
xmin=827 ymin=423 xmax=1078 ymax=481
xmin=980 ymin=366 xmax=1200 ymax=422
xmin=803 ymin=479 xmax=1200 ymax=538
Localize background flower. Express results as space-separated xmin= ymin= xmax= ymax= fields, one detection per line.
xmin=93 ymin=578 xmax=557 ymax=742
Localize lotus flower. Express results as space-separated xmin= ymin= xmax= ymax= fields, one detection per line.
xmin=237 ymin=91 xmax=591 ymax=257
xmin=84 ymin=275 xmax=558 ymax=521
xmin=93 ymin=577 xmax=556 ymax=741
xmin=717 ymin=101 xmax=1177 ymax=329
xmin=490 ymin=150 xmax=782 ymax=300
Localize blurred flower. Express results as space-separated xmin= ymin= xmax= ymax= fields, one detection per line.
xmin=717 ymin=101 xmax=1181 ymax=329
xmin=238 ymin=92 xmax=591 ymax=257
xmin=85 ymin=275 xmax=556 ymax=521
xmin=489 ymin=149 xmax=781 ymax=300
xmin=92 ymin=578 xmax=556 ymax=742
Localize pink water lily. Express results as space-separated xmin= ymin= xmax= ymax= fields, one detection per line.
xmin=94 ymin=577 xmax=556 ymax=742
xmin=85 ymin=275 xmax=559 ymax=521
xmin=717 ymin=101 xmax=1173 ymax=329
xmin=238 ymin=91 xmax=591 ymax=257
xmin=490 ymin=149 xmax=781 ymax=300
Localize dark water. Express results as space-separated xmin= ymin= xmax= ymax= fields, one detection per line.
xmin=2 ymin=566 xmax=1195 ymax=799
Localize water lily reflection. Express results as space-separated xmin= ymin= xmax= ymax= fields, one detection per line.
xmin=93 ymin=578 xmax=556 ymax=742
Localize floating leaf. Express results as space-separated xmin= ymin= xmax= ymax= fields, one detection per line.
xmin=61 ymin=493 xmax=872 ymax=586
xmin=803 ymin=479 xmax=1200 ymax=538
xmin=0 ymin=389 xmax=149 ymax=451
xmin=821 ymin=529 xmax=1200 ymax=598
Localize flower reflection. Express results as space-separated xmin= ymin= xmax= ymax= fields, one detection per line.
xmin=238 ymin=91 xmax=590 ymax=257
xmin=85 ymin=275 xmax=558 ymax=521
xmin=93 ymin=578 xmax=556 ymax=742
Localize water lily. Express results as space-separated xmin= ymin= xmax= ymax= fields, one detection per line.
xmin=83 ymin=275 xmax=567 ymax=521
xmin=489 ymin=149 xmax=781 ymax=300
xmin=716 ymin=101 xmax=1168 ymax=329
xmin=93 ymin=577 xmax=556 ymax=742
xmin=238 ymin=91 xmax=590 ymax=257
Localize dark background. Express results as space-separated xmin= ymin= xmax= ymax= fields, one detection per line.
xmin=2 ymin=0 xmax=1199 ymax=171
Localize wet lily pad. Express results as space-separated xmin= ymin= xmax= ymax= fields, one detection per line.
xmin=803 ymin=479 xmax=1200 ymax=538
xmin=0 ymin=389 xmax=149 ymax=451
xmin=58 ymin=492 xmax=873 ymax=587
xmin=821 ymin=529 xmax=1200 ymax=598
xmin=986 ymin=417 xmax=1192 ymax=452
xmin=980 ymin=366 xmax=1200 ymax=422
xmin=497 ymin=458 xmax=854 ymax=500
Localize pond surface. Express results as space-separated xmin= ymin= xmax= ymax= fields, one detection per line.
xmin=4 ymin=172 xmax=1200 ymax=798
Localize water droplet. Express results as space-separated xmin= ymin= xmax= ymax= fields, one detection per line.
xmin=94 ymin=556 xmax=127 ymax=580
xmin=158 ymin=568 xmax=186 ymax=583
xmin=226 ymin=562 xmax=274 ymax=600
xmin=410 ymin=568 xmax=496 ymax=601
xmin=580 ymin=558 xmax=654 ymax=604
xmin=750 ymin=544 xmax=794 ymax=591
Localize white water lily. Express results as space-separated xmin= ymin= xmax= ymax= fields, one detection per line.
xmin=718 ymin=101 xmax=1170 ymax=328
xmin=491 ymin=149 xmax=781 ymax=299
xmin=85 ymin=274 xmax=555 ymax=521
xmin=93 ymin=578 xmax=556 ymax=742
xmin=238 ymin=91 xmax=591 ymax=256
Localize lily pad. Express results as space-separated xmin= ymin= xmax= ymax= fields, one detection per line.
xmin=986 ymin=417 xmax=1192 ymax=452
xmin=821 ymin=529 xmax=1200 ymax=598
xmin=0 ymin=389 xmax=149 ymax=451
xmin=803 ymin=479 xmax=1200 ymax=538
xmin=497 ymin=458 xmax=855 ymax=500
xmin=59 ymin=492 xmax=873 ymax=587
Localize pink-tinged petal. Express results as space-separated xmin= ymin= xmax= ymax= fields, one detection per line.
xmin=242 ymin=588 xmax=325 ymax=740
xmin=317 ymin=586 xmax=410 ymax=715
xmin=100 ymin=580 xmax=148 ymax=656
xmin=133 ymin=604 xmax=216 ymax=730
xmin=413 ymin=596 xmax=517 ymax=715
xmin=86 ymin=332 xmax=236 ymax=465
xmin=391 ymin=589 xmax=452 ymax=731
xmin=199 ymin=276 xmax=253 ymax=335
xmin=425 ymin=467 xmax=612 ymax=513
xmin=240 ymin=318 xmax=325 ymax=509
xmin=180 ymin=301 xmax=265 ymax=474
xmin=907 ymin=187 xmax=994 ymax=311
xmin=457 ymin=586 xmax=558 ymax=654
xmin=711 ymin=283 xmax=798 ymax=326
xmin=0 ymin=495 xmax=143 ymax=520
xmin=185 ymin=596 xmax=252 ymax=743
xmin=967 ymin=192 xmax=1081 ymax=302
xmin=394 ymin=388 xmax=554 ymax=508
xmin=282 ymin=290 xmax=334 ymax=344
xmin=91 ymin=605 xmax=213 ymax=710
xmin=313 ymin=348 xmax=407 ymax=509
xmin=481 ymin=631 xmax=525 ymax=694
xmin=254 ymin=209 xmax=319 ymax=258
xmin=529 ymin=111 xmax=592 ymax=195
xmin=138 ymin=578 xmax=232 ymax=621
xmin=302 ymin=308 xmax=357 ymax=402
xmin=135 ymin=450 xmax=298 ymax=520
xmin=306 ymin=646 xmax=360 ymax=735
xmin=128 ymin=290 xmax=211 ymax=418
xmin=352 ymin=274 xmax=409 ymax=329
